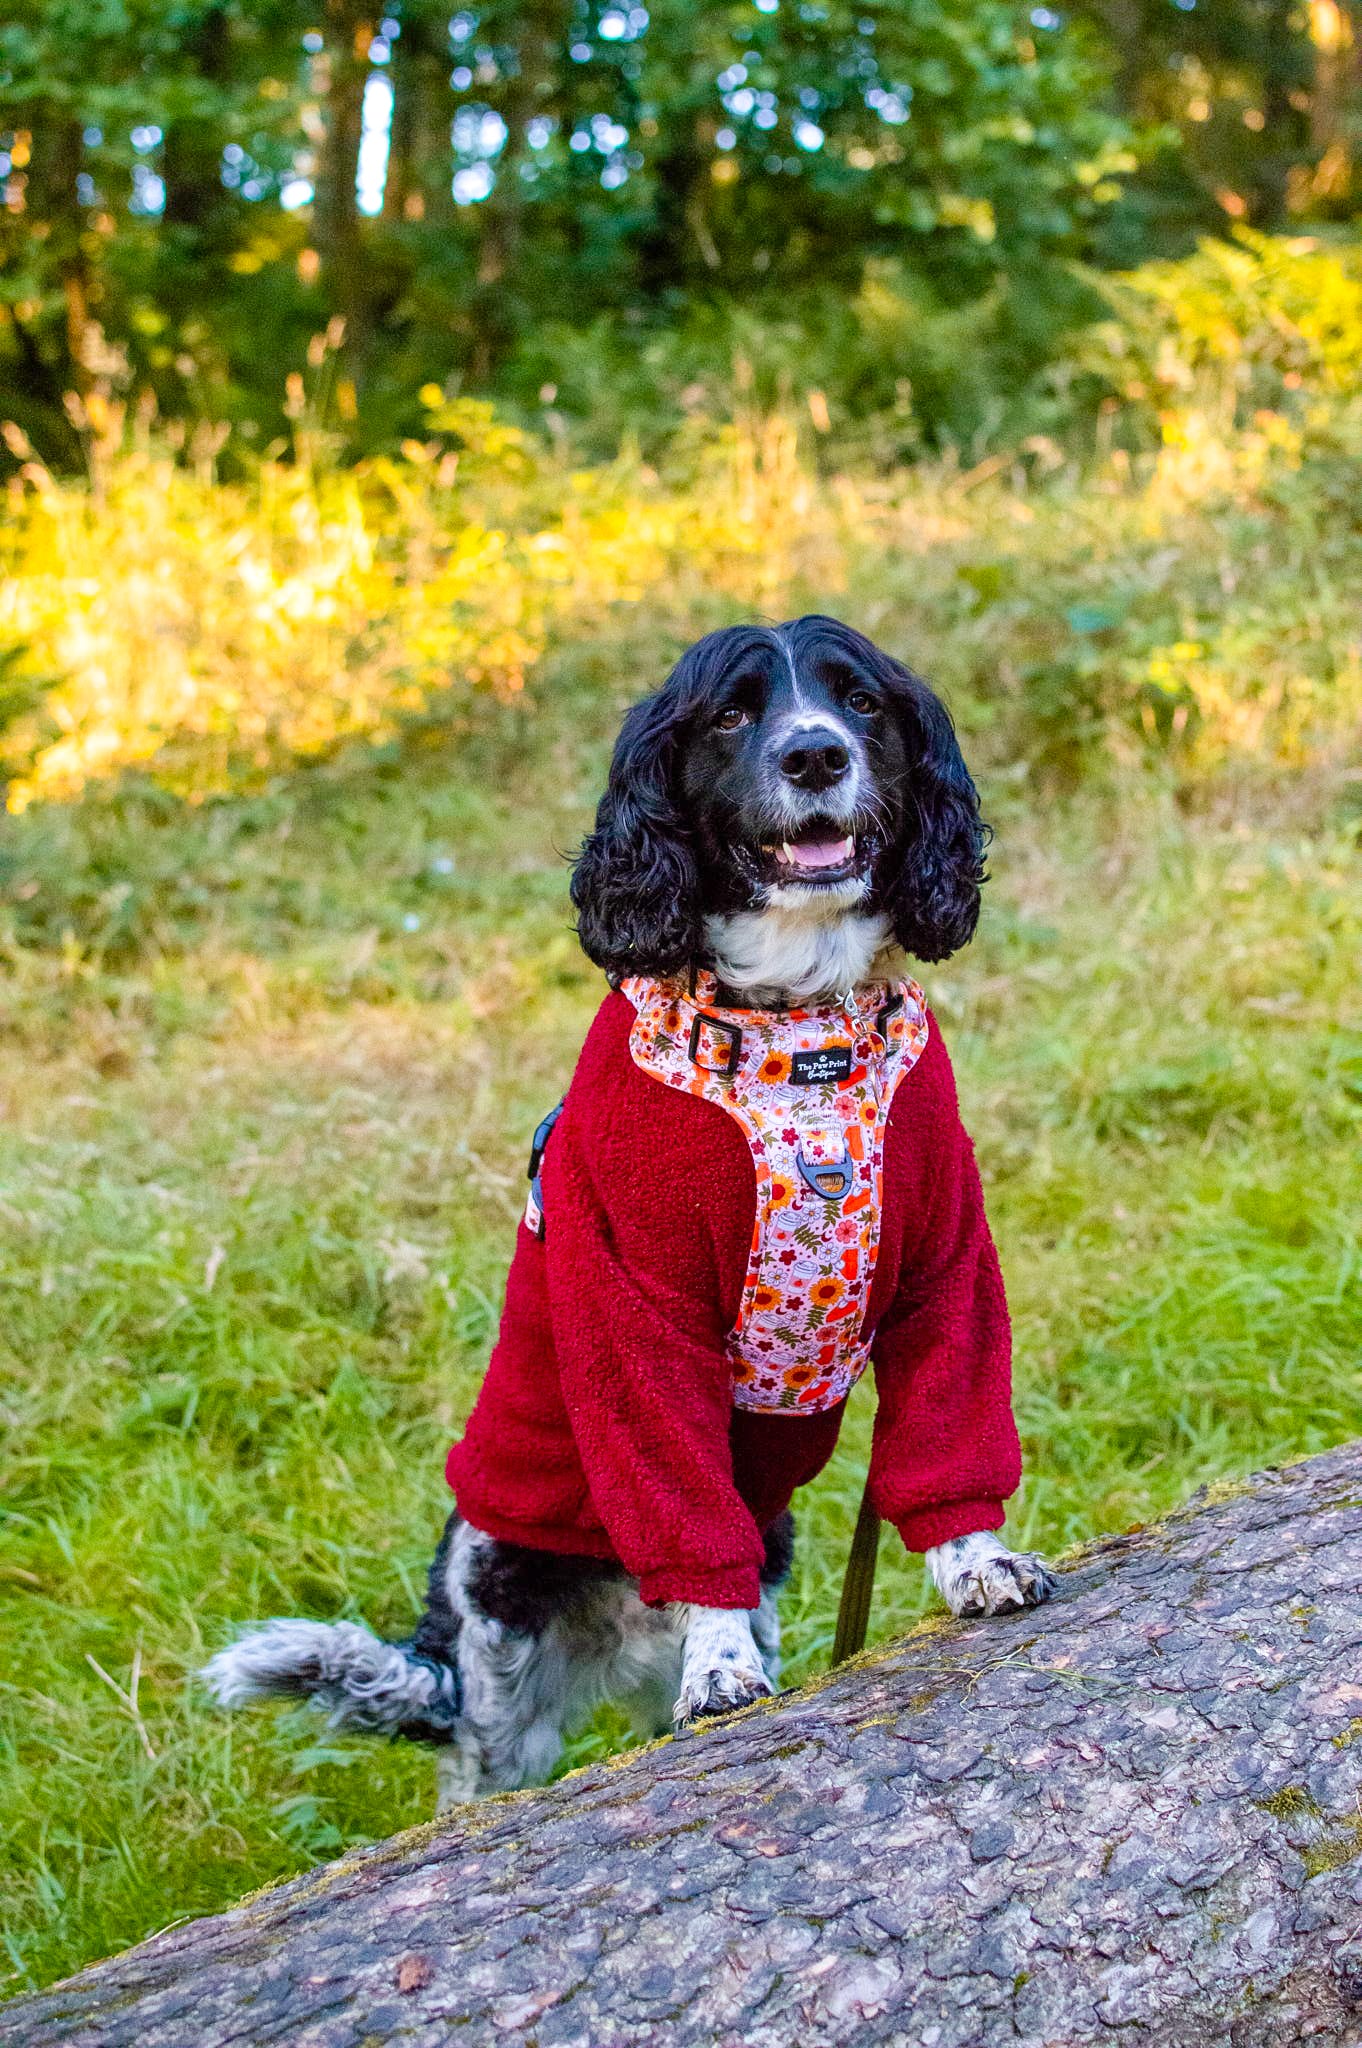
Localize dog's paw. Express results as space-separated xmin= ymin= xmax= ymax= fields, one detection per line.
xmin=672 ymin=1657 xmax=773 ymax=1732
xmin=927 ymin=1531 xmax=1057 ymax=1620
xmin=673 ymin=1605 xmax=774 ymax=1732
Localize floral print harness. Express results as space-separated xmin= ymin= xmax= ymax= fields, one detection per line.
xmin=621 ymin=970 xmax=929 ymax=1415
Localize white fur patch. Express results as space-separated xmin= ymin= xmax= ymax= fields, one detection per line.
xmin=705 ymin=906 xmax=893 ymax=1006
xmin=750 ymin=1580 xmax=782 ymax=1687
xmin=925 ymin=1531 xmax=1057 ymax=1618
xmin=207 ymin=1548 xmax=794 ymax=1808
xmin=438 ymin=1524 xmax=688 ymax=1802
xmin=673 ymin=1604 xmax=775 ymax=1731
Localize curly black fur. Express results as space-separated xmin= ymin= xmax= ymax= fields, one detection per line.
xmin=845 ymin=634 xmax=990 ymax=964
xmin=569 ymin=686 xmax=705 ymax=981
xmin=460 ymin=1512 xmax=796 ymax=1639
xmin=466 ymin=1538 xmax=628 ymax=1635
xmin=393 ymin=1509 xmax=466 ymax=1740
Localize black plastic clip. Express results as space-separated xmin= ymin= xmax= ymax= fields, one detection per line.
xmin=687 ymin=1011 xmax=743 ymax=1078
xmin=528 ymin=1100 xmax=564 ymax=1183
xmin=525 ymin=1099 xmax=565 ymax=1242
xmin=876 ymin=992 xmax=904 ymax=1044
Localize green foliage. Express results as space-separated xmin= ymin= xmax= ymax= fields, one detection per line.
xmin=2 ymin=0 xmax=1142 ymax=459
xmin=1070 ymin=0 xmax=1318 ymax=249
xmin=1081 ymin=227 xmax=1362 ymax=430
xmin=7 ymin=1 xmax=1362 ymax=463
xmin=501 ymin=258 xmax=1113 ymax=460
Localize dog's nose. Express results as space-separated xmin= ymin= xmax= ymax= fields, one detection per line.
xmin=779 ymin=737 xmax=850 ymax=791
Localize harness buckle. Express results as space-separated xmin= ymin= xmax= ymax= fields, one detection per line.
xmin=876 ymin=992 xmax=904 ymax=1044
xmin=796 ymin=1141 xmax=854 ymax=1202
xmin=528 ymin=1101 xmax=564 ymax=1182
xmin=525 ymin=1099 xmax=565 ymax=1242
xmin=688 ymin=1010 xmax=743 ymax=1078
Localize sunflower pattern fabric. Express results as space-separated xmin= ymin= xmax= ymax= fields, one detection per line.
xmin=622 ymin=969 xmax=929 ymax=1414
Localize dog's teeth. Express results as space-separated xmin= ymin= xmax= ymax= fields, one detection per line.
xmin=778 ymin=835 xmax=855 ymax=872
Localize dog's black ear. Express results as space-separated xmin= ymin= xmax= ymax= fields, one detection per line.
xmin=570 ymin=689 xmax=703 ymax=979
xmin=881 ymin=673 xmax=989 ymax=964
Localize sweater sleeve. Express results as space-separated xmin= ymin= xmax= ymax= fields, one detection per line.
xmin=540 ymin=1010 xmax=766 ymax=1611
xmin=867 ymin=1038 xmax=1021 ymax=1554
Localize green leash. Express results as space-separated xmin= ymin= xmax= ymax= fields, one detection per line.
xmin=830 ymin=1482 xmax=881 ymax=1667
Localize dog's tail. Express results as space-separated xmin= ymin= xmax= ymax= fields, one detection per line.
xmin=201 ymin=1517 xmax=462 ymax=1747
xmin=201 ymin=1618 xmax=460 ymax=1743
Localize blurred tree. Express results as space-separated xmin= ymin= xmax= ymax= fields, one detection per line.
xmin=316 ymin=0 xmax=373 ymax=343
xmin=1306 ymin=0 xmax=1362 ymax=210
xmin=0 ymin=0 xmax=1358 ymax=465
xmin=1074 ymin=0 xmax=1317 ymax=238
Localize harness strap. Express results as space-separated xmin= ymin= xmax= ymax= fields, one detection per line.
xmin=623 ymin=970 xmax=929 ymax=1416
xmin=830 ymin=1482 xmax=881 ymax=1666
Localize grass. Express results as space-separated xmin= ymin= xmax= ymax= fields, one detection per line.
xmin=3 ymin=418 xmax=1362 ymax=1998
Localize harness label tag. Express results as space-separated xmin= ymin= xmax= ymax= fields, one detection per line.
xmin=790 ymin=1045 xmax=852 ymax=1086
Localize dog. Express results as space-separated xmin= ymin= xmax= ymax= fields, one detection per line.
xmin=204 ymin=615 xmax=1055 ymax=1807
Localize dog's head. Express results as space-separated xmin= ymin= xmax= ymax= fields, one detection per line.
xmin=570 ymin=615 xmax=987 ymax=993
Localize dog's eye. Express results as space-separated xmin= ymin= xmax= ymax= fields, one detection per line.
xmin=846 ymin=689 xmax=877 ymax=716
xmin=714 ymin=705 xmax=749 ymax=731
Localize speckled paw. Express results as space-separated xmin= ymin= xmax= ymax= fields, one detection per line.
xmin=951 ymin=1550 xmax=1057 ymax=1619
xmin=671 ymin=1662 xmax=774 ymax=1733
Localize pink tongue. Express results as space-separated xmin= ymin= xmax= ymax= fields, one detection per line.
xmin=786 ymin=836 xmax=853 ymax=870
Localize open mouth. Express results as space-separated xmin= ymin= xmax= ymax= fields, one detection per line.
xmin=759 ymin=825 xmax=865 ymax=888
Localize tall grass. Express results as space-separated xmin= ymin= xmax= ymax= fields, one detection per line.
xmin=6 ymin=380 xmax=1362 ymax=832
xmin=3 ymin=256 xmax=1362 ymax=1995
xmin=0 ymin=393 xmax=828 ymax=811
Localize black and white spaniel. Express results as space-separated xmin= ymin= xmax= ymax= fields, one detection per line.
xmin=204 ymin=616 xmax=1053 ymax=1804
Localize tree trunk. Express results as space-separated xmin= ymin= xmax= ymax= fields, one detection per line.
xmin=24 ymin=111 xmax=91 ymax=400
xmin=1307 ymin=0 xmax=1362 ymax=206
xmin=162 ymin=5 xmax=231 ymax=235
xmin=468 ymin=2 xmax=563 ymax=384
xmin=641 ymin=109 xmax=722 ymax=298
xmin=9 ymin=1441 xmax=1362 ymax=2047
xmin=1250 ymin=0 xmax=1309 ymax=223
xmin=399 ymin=23 xmax=458 ymax=231
xmin=316 ymin=0 xmax=376 ymax=353
xmin=380 ymin=29 xmax=417 ymax=225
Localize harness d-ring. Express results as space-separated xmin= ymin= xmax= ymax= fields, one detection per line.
xmin=796 ymin=1142 xmax=854 ymax=1201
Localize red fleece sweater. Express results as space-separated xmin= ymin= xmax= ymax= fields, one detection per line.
xmin=446 ymin=990 xmax=1020 ymax=1610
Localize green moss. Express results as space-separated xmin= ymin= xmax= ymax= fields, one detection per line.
xmin=1197 ymin=1476 xmax=1253 ymax=1509
xmin=1302 ymin=1824 xmax=1362 ymax=1880
xmin=1255 ymin=1786 xmax=1321 ymax=1821
xmin=1254 ymin=1786 xmax=1362 ymax=1879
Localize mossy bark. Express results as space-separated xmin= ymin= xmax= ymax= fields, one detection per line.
xmin=9 ymin=1443 xmax=1362 ymax=2046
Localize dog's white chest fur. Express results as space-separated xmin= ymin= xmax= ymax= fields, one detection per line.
xmin=705 ymin=905 xmax=893 ymax=1007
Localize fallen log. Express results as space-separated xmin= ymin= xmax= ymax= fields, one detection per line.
xmin=8 ymin=1442 xmax=1362 ymax=2048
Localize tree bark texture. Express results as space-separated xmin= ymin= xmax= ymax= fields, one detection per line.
xmin=8 ymin=1441 xmax=1362 ymax=2047
xmin=316 ymin=1 xmax=375 ymax=350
